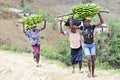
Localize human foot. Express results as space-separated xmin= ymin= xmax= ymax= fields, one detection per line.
xmin=92 ymin=74 xmax=97 ymax=77
xmin=87 ymin=72 xmax=91 ymax=78
xmin=72 ymin=70 xmax=75 ymax=73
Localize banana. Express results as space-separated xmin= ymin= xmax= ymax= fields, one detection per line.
xmin=72 ymin=4 xmax=99 ymax=19
xmin=22 ymin=15 xmax=43 ymax=30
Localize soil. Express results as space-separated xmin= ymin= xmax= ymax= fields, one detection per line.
xmin=0 ymin=50 xmax=120 ymax=80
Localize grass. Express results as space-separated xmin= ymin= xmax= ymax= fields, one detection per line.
xmin=0 ymin=44 xmax=31 ymax=53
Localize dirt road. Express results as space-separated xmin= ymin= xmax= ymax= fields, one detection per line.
xmin=0 ymin=50 xmax=119 ymax=80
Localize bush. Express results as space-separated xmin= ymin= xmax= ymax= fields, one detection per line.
xmin=56 ymin=39 xmax=71 ymax=66
xmin=40 ymin=44 xmax=57 ymax=59
xmin=0 ymin=44 xmax=31 ymax=53
xmin=95 ymin=19 xmax=120 ymax=69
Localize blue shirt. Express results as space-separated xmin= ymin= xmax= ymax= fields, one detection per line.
xmin=26 ymin=29 xmax=40 ymax=46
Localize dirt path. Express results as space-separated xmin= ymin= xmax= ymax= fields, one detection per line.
xmin=0 ymin=50 xmax=119 ymax=80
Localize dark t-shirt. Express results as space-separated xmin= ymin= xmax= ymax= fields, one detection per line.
xmin=80 ymin=25 xmax=96 ymax=44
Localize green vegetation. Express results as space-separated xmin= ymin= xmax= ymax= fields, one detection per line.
xmin=22 ymin=15 xmax=43 ymax=29
xmin=41 ymin=39 xmax=71 ymax=66
xmin=0 ymin=44 xmax=31 ymax=53
xmin=95 ymin=19 xmax=120 ymax=69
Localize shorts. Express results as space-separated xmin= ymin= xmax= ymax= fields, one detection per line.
xmin=82 ymin=43 xmax=96 ymax=56
xmin=70 ymin=47 xmax=83 ymax=64
xmin=32 ymin=45 xmax=40 ymax=55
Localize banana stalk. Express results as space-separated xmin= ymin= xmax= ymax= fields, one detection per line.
xmin=55 ymin=10 xmax=109 ymax=18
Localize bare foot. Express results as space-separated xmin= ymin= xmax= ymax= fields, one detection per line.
xmin=72 ymin=70 xmax=75 ymax=73
xmin=92 ymin=74 xmax=97 ymax=77
xmin=87 ymin=72 xmax=91 ymax=78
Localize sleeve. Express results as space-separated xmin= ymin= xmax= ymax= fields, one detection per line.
xmin=37 ymin=29 xmax=40 ymax=32
xmin=25 ymin=30 xmax=30 ymax=37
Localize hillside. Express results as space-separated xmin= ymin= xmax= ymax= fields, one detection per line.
xmin=0 ymin=0 xmax=120 ymax=47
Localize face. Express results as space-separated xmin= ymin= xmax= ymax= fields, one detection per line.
xmin=71 ymin=25 xmax=76 ymax=33
xmin=32 ymin=26 xmax=37 ymax=30
xmin=83 ymin=19 xmax=91 ymax=27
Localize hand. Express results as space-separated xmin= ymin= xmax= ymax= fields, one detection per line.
xmin=97 ymin=12 xmax=100 ymax=15
xmin=69 ymin=13 xmax=74 ymax=18
xmin=23 ymin=22 xmax=25 ymax=25
xmin=59 ymin=18 xmax=63 ymax=22
xmin=43 ymin=19 xmax=47 ymax=22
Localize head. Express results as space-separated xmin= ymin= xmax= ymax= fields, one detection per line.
xmin=83 ymin=17 xmax=92 ymax=27
xmin=65 ymin=18 xmax=81 ymax=27
xmin=32 ymin=24 xmax=37 ymax=30
xmin=71 ymin=25 xmax=77 ymax=33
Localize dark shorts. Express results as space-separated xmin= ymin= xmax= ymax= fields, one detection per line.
xmin=70 ymin=47 xmax=82 ymax=64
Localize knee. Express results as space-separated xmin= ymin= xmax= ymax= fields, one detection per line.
xmin=87 ymin=58 xmax=92 ymax=63
xmin=91 ymin=59 xmax=95 ymax=63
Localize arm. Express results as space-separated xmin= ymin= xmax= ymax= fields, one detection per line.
xmin=69 ymin=14 xmax=81 ymax=29
xmin=95 ymin=13 xmax=104 ymax=27
xmin=59 ymin=20 xmax=65 ymax=35
xmin=69 ymin=14 xmax=73 ymax=29
xmin=40 ymin=19 xmax=46 ymax=31
xmin=59 ymin=19 xmax=68 ymax=35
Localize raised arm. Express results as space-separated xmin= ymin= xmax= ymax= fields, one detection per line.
xmin=69 ymin=14 xmax=80 ymax=29
xmin=59 ymin=19 xmax=65 ymax=35
xmin=95 ymin=13 xmax=104 ymax=27
xmin=69 ymin=14 xmax=73 ymax=29
xmin=40 ymin=19 xmax=47 ymax=31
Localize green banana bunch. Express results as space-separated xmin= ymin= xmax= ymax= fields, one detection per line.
xmin=63 ymin=16 xmax=69 ymax=22
xmin=72 ymin=4 xmax=99 ymax=19
xmin=22 ymin=15 xmax=43 ymax=30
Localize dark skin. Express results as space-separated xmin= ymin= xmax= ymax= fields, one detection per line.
xmin=59 ymin=19 xmax=82 ymax=73
xmin=23 ymin=19 xmax=46 ymax=66
xmin=70 ymin=13 xmax=104 ymax=77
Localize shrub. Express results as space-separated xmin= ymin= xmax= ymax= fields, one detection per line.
xmin=40 ymin=44 xmax=57 ymax=59
xmin=56 ymin=39 xmax=71 ymax=66
xmin=95 ymin=19 xmax=120 ymax=69
xmin=0 ymin=44 xmax=31 ymax=53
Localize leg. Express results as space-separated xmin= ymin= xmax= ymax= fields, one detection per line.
xmin=78 ymin=61 xmax=83 ymax=73
xmin=86 ymin=56 xmax=92 ymax=73
xmin=36 ymin=54 xmax=40 ymax=64
xmin=91 ymin=55 xmax=96 ymax=77
xmin=72 ymin=64 xmax=75 ymax=73
xmin=86 ymin=56 xmax=92 ymax=77
xmin=32 ymin=46 xmax=36 ymax=62
xmin=90 ymin=43 xmax=96 ymax=77
xmin=83 ymin=44 xmax=92 ymax=77
xmin=33 ymin=51 xmax=36 ymax=61
xmin=36 ymin=45 xmax=40 ymax=67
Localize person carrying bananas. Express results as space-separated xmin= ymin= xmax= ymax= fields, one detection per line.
xmin=23 ymin=19 xmax=46 ymax=67
xmin=70 ymin=13 xmax=104 ymax=77
xmin=58 ymin=16 xmax=84 ymax=73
